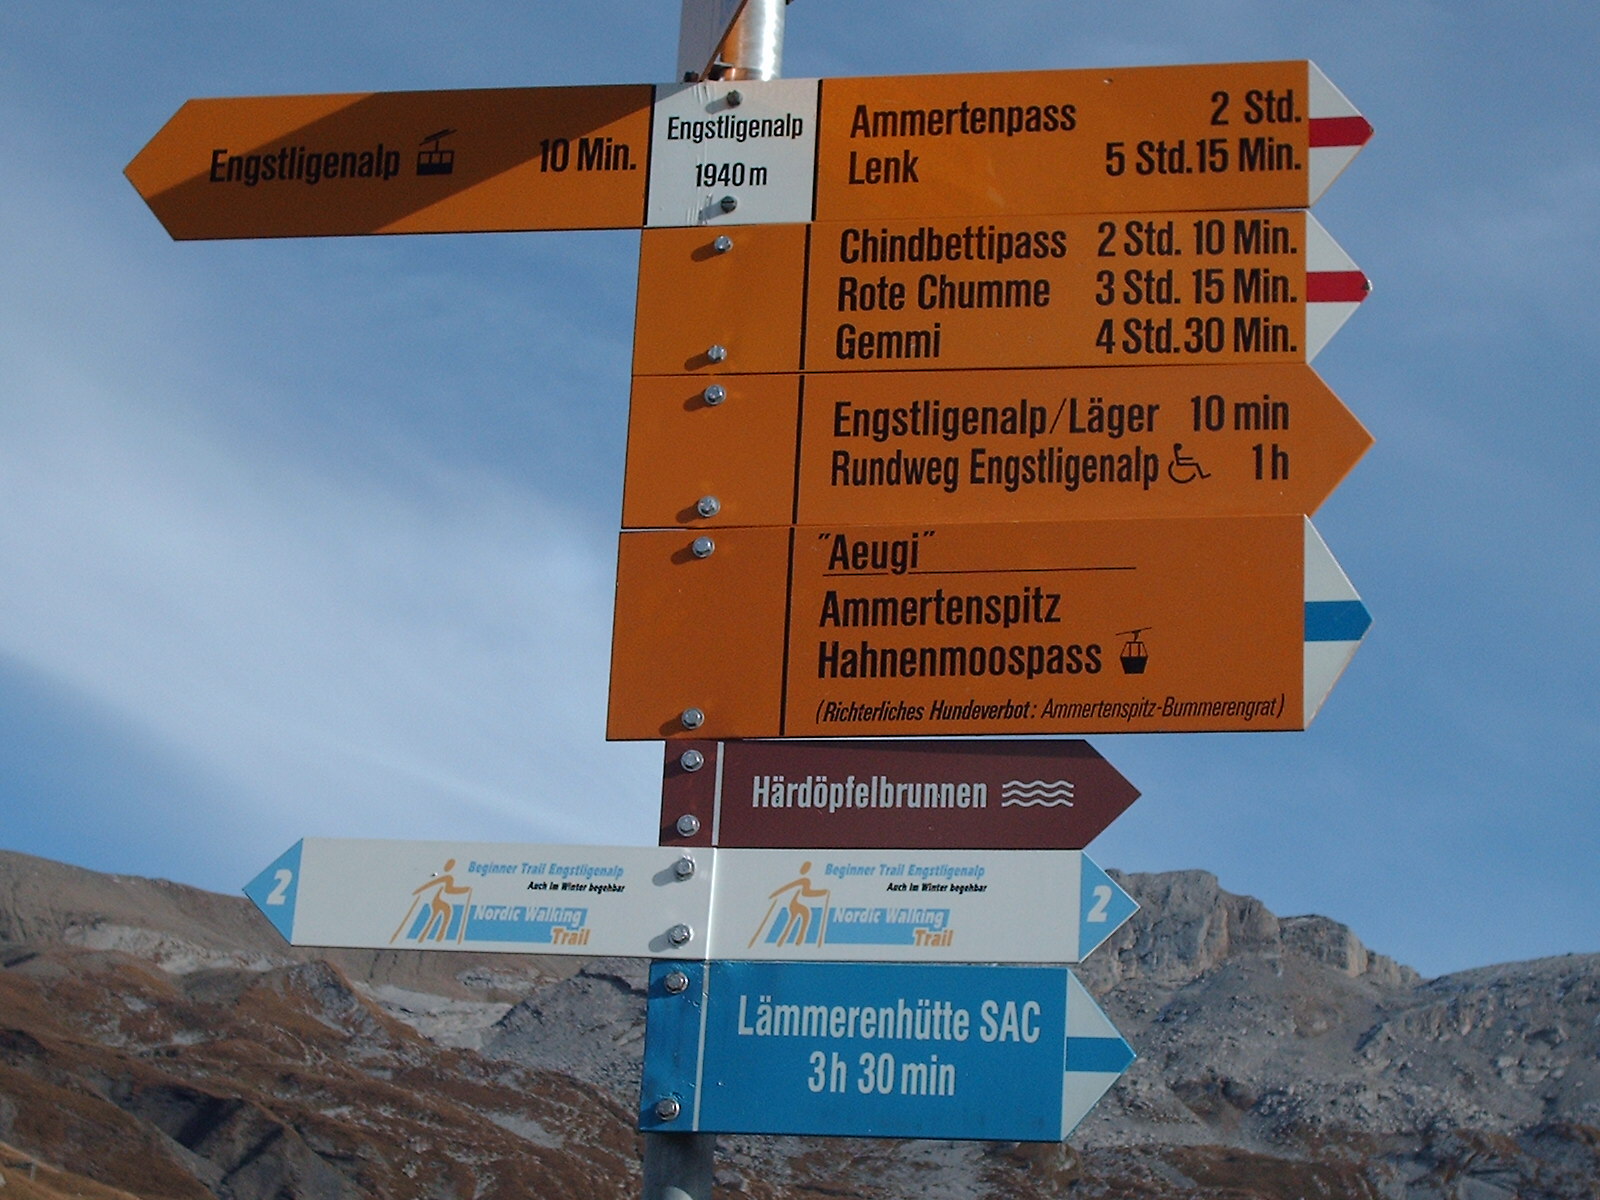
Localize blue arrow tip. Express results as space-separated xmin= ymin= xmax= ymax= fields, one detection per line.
xmin=1305 ymin=598 xmax=1372 ymax=642
xmin=1079 ymin=856 xmax=1138 ymax=958
xmin=243 ymin=840 xmax=303 ymax=944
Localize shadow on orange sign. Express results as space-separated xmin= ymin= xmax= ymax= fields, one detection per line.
xmin=126 ymin=85 xmax=654 ymax=239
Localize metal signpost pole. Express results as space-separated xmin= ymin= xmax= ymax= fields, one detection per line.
xmin=718 ymin=0 xmax=784 ymax=82
xmin=644 ymin=7 xmax=787 ymax=1195
xmin=641 ymin=1130 xmax=715 ymax=1200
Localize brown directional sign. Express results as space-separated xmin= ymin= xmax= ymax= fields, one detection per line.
xmin=125 ymin=84 xmax=653 ymax=239
xmin=813 ymin=59 xmax=1371 ymax=221
xmin=630 ymin=211 xmax=1367 ymax=376
xmin=607 ymin=514 xmax=1355 ymax=740
xmin=621 ymin=363 xmax=1370 ymax=528
xmin=657 ymin=739 xmax=1138 ymax=850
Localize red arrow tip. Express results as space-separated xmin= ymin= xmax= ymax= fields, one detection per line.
xmin=1307 ymin=270 xmax=1372 ymax=303
xmin=1310 ymin=115 xmax=1374 ymax=148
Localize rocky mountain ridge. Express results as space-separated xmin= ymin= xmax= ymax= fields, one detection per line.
xmin=0 ymin=848 xmax=1595 ymax=1198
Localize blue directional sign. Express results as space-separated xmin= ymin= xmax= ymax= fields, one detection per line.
xmin=640 ymin=960 xmax=1133 ymax=1141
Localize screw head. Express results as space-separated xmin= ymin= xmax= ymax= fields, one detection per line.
xmin=701 ymin=384 xmax=727 ymax=406
xmin=713 ymin=234 xmax=733 ymax=253
xmin=675 ymin=813 xmax=703 ymax=836
xmin=706 ymin=344 xmax=727 ymax=363
xmin=668 ymin=923 xmax=693 ymax=946
xmin=726 ymin=89 xmax=743 ymax=107
xmin=695 ymin=495 xmax=721 ymax=518
xmin=664 ymin=969 xmax=690 ymax=994
xmin=655 ymin=1097 xmax=682 ymax=1121
xmin=674 ymin=855 xmax=696 ymax=879
xmin=719 ymin=195 xmax=738 ymax=214
xmin=678 ymin=749 xmax=705 ymax=773
xmin=680 ymin=707 xmax=705 ymax=730
xmin=690 ymin=536 xmax=715 ymax=559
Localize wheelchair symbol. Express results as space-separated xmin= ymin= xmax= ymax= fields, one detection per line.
xmin=1168 ymin=443 xmax=1212 ymax=484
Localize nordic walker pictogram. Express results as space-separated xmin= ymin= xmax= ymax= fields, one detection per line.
xmin=392 ymin=858 xmax=473 ymax=944
xmin=749 ymin=860 xmax=832 ymax=947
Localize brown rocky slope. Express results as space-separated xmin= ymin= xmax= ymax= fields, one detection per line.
xmin=0 ymin=849 xmax=1594 ymax=1198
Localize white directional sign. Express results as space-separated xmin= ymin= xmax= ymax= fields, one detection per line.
xmin=709 ymin=849 xmax=1135 ymax=965
xmin=244 ymin=838 xmax=713 ymax=958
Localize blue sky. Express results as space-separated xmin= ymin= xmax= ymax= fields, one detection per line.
xmin=2 ymin=1 xmax=1596 ymax=981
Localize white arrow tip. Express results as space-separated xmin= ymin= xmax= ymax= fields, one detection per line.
xmin=1304 ymin=520 xmax=1371 ymax=724
xmin=1307 ymin=61 xmax=1374 ymax=203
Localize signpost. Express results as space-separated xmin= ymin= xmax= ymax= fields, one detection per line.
xmin=129 ymin=3 xmax=1373 ymax=1176
xmin=609 ymin=515 xmax=1370 ymax=739
xmin=622 ymin=363 xmax=1371 ymax=528
xmin=658 ymin=738 xmax=1139 ymax=849
xmin=640 ymin=961 xmax=1133 ymax=1141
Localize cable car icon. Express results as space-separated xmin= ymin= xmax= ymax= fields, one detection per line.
xmin=1117 ymin=627 xmax=1151 ymax=675
xmin=416 ymin=128 xmax=456 ymax=176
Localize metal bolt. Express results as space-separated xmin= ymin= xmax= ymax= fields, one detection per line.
xmin=691 ymin=535 xmax=715 ymax=559
xmin=713 ymin=234 xmax=733 ymax=254
xmin=664 ymin=969 xmax=690 ymax=994
xmin=668 ymin=923 xmax=693 ymax=946
xmin=655 ymin=1097 xmax=683 ymax=1120
xmin=695 ymin=495 xmax=721 ymax=518
xmin=680 ymin=707 xmax=705 ymax=730
xmin=726 ymin=89 xmax=743 ymax=107
xmin=675 ymin=813 xmax=702 ymax=837
xmin=701 ymin=384 xmax=726 ymax=406
xmin=674 ymin=855 xmax=697 ymax=879
xmin=706 ymin=344 xmax=727 ymax=363
xmin=719 ymin=195 xmax=738 ymax=214
xmin=679 ymin=749 xmax=705 ymax=773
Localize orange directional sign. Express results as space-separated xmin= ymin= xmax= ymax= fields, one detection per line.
xmin=814 ymin=60 xmax=1370 ymax=221
xmin=607 ymin=515 xmax=1370 ymax=740
xmin=631 ymin=211 xmax=1367 ymax=376
xmin=127 ymin=63 xmax=1369 ymax=240
xmin=622 ymin=364 xmax=1370 ymax=528
xmin=125 ymin=84 xmax=654 ymax=239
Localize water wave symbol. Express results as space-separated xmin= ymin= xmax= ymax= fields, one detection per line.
xmin=1000 ymin=779 xmax=1076 ymax=807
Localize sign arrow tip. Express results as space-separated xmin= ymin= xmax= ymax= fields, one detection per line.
xmin=1062 ymin=971 xmax=1135 ymax=1136
xmin=1079 ymin=854 xmax=1138 ymax=959
xmin=1303 ymin=521 xmax=1371 ymax=723
xmin=243 ymin=840 xmax=304 ymax=943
